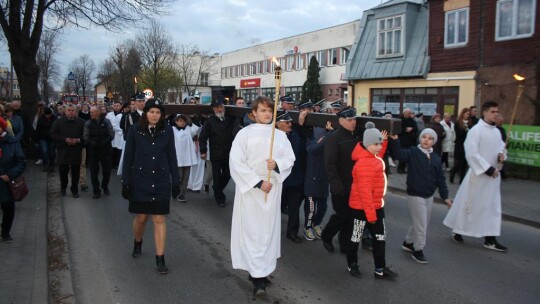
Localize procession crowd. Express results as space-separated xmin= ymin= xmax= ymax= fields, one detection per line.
xmin=0 ymin=94 xmax=508 ymax=298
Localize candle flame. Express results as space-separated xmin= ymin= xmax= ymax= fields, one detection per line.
xmin=271 ymin=57 xmax=280 ymax=67
xmin=134 ymin=77 xmax=138 ymax=83
xmin=513 ymin=74 xmax=525 ymax=81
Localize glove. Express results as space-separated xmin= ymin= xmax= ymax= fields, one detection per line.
xmin=122 ymin=185 xmax=131 ymax=200
xmin=171 ymin=184 xmax=180 ymax=199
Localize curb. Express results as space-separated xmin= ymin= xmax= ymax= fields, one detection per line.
xmin=47 ymin=170 xmax=77 ymax=304
xmin=387 ymin=186 xmax=540 ymax=229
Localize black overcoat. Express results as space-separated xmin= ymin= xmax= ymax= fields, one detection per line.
xmin=50 ymin=117 xmax=85 ymax=165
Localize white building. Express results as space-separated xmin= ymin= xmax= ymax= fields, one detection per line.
xmin=220 ymin=20 xmax=360 ymax=106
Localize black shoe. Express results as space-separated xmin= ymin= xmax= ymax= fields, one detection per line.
xmin=72 ymin=193 xmax=80 ymax=198
xmin=252 ymin=278 xmax=266 ymax=297
xmin=60 ymin=189 xmax=66 ymax=196
xmin=93 ymin=193 xmax=101 ymax=199
xmin=322 ymin=240 xmax=335 ymax=253
xmin=81 ymin=185 xmax=88 ymax=192
xmin=217 ymin=201 xmax=226 ymax=207
xmin=374 ymin=267 xmax=398 ymax=280
xmin=132 ymin=239 xmax=142 ymax=259
xmin=452 ymin=233 xmax=464 ymax=244
xmin=411 ymin=250 xmax=428 ymax=264
xmin=397 ymin=169 xmax=406 ymax=174
xmin=2 ymin=234 xmax=13 ymax=242
xmin=362 ymin=238 xmax=373 ymax=251
xmin=177 ymin=195 xmax=187 ymax=203
xmin=286 ymin=234 xmax=301 ymax=243
xmin=402 ymin=241 xmax=414 ymax=252
xmin=248 ymin=275 xmax=272 ymax=287
xmin=156 ymin=255 xmax=168 ymax=274
xmin=192 ymin=190 xmax=201 ymax=193
xmin=204 ymin=185 xmax=209 ymax=193
xmin=103 ymin=188 xmax=110 ymax=195
xmin=484 ymin=239 xmax=508 ymax=252
xmin=347 ymin=263 xmax=361 ymax=278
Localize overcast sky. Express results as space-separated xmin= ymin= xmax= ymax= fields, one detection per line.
xmin=1 ymin=0 xmax=383 ymax=85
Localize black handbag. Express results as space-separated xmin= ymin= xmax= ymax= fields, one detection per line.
xmin=9 ymin=176 xmax=29 ymax=201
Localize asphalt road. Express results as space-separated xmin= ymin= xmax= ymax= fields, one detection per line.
xmin=62 ymin=174 xmax=540 ymax=304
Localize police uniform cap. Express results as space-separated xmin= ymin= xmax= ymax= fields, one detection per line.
xmin=337 ymin=106 xmax=357 ymax=119
xmin=143 ymin=98 xmax=164 ymax=112
xmin=298 ymin=101 xmax=313 ymax=109
xmin=276 ymin=110 xmax=292 ymax=122
xmin=279 ymin=95 xmax=295 ymax=104
xmin=331 ymin=101 xmax=343 ymax=109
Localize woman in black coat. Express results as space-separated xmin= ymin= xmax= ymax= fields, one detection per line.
xmin=450 ymin=108 xmax=470 ymax=184
xmin=0 ymin=117 xmax=26 ymax=242
xmin=122 ymin=99 xmax=180 ymax=274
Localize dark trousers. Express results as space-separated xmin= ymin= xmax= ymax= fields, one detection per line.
xmin=112 ymin=148 xmax=122 ymax=168
xmin=397 ymin=161 xmax=407 ymax=173
xmin=178 ymin=166 xmax=191 ymax=196
xmin=38 ymin=139 xmax=56 ymax=166
xmin=59 ymin=164 xmax=81 ymax=194
xmin=1 ymin=201 xmax=15 ymax=237
xmin=441 ymin=152 xmax=450 ymax=169
xmin=282 ymin=184 xmax=304 ymax=236
xmin=304 ymin=195 xmax=328 ymax=228
xmin=347 ymin=208 xmax=386 ymax=269
xmin=450 ymin=157 xmax=468 ymax=184
xmin=321 ymin=192 xmax=352 ymax=251
xmin=88 ymin=148 xmax=112 ymax=194
xmin=211 ymin=159 xmax=230 ymax=203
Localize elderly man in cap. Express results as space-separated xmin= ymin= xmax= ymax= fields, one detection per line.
xmin=321 ymin=106 xmax=360 ymax=253
xmin=280 ymin=95 xmax=296 ymax=111
xmin=199 ymin=99 xmax=235 ymax=207
xmin=330 ymin=101 xmax=343 ymax=115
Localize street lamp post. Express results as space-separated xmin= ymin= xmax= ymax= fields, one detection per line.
xmin=68 ymin=71 xmax=75 ymax=95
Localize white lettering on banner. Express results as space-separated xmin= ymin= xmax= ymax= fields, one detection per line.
xmin=508 ymin=131 xmax=540 ymax=142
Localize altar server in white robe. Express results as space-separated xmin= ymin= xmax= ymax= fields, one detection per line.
xmin=229 ymin=97 xmax=295 ymax=297
xmin=444 ymin=101 xmax=508 ymax=252
xmin=187 ymin=119 xmax=205 ymax=192
xmin=173 ymin=114 xmax=199 ymax=202
xmin=105 ymin=101 xmax=125 ymax=168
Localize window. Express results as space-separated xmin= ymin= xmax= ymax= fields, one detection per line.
xmin=328 ymin=88 xmax=333 ymax=96
xmin=496 ymin=0 xmax=536 ymax=41
xmin=336 ymin=88 xmax=340 ymax=96
xmin=286 ymin=56 xmax=294 ymax=71
xmin=445 ymin=8 xmax=469 ymax=47
xmin=263 ymin=60 xmax=268 ymax=74
xmin=199 ymin=73 xmax=209 ymax=86
xmin=376 ymin=15 xmax=404 ymax=57
xmin=340 ymin=47 xmax=350 ymax=65
xmin=328 ymin=49 xmax=338 ymax=66
xmin=296 ymin=54 xmax=304 ymax=70
xmin=317 ymin=50 xmax=327 ymax=66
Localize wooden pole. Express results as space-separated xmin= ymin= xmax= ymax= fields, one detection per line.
xmin=265 ymin=65 xmax=282 ymax=201
xmin=499 ymin=74 xmax=525 ymax=170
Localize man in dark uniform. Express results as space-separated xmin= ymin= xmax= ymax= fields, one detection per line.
xmin=321 ymin=106 xmax=359 ymax=253
xmin=280 ymin=95 xmax=295 ymax=111
xmin=84 ymin=106 xmax=114 ymax=199
xmin=120 ymin=92 xmax=145 ymax=138
xmin=199 ymin=99 xmax=234 ymax=207
xmin=50 ymin=104 xmax=86 ymax=198
xmin=330 ymin=101 xmax=343 ymax=115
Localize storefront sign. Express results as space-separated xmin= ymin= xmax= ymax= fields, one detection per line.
xmin=419 ymin=103 xmax=437 ymax=116
xmin=504 ymin=124 xmax=540 ymax=167
xmin=240 ymin=78 xmax=261 ymax=88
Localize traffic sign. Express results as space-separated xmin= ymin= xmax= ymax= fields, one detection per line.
xmin=143 ymin=88 xmax=154 ymax=99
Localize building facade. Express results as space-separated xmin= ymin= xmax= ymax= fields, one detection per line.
xmin=0 ymin=67 xmax=20 ymax=103
xmin=220 ymin=21 xmax=360 ymax=107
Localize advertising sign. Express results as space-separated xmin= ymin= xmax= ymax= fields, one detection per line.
xmin=504 ymin=124 xmax=540 ymax=167
xmin=240 ymin=78 xmax=261 ymax=88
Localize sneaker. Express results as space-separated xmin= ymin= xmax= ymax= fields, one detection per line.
xmin=286 ymin=233 xmax=302 ymax=243
xmin=402 ymin=241 xmax=414 ymax=252
xmin=177 ymin=195 xmax=187 ymax=203
xmin=347 ymin=263 xmax=361 ymax=278
xmin=484 ymin=240 xmax=508 ymax=252
xmin=303 ymin=228 xmax=316 ymax=241
xmin=313 ymin=225 xmax=322 ymax=239
xmin=374 ymin=267 xmax=398 ymax=280
xmin=35 ymin=159 xmax=43 ymax=165
xmin=452 ymin=233 xmax=464 ymax=244
xmin=2 ymin=234 xmax=13 ymax=242
xmin=252 ymin=278 xmax=266 ymax=297
xmin=411 ymin=250 xmax=428 ymax=264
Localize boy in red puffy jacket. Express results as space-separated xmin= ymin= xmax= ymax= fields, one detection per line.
xmin=346 ymin=122 xmax=397 ymax=280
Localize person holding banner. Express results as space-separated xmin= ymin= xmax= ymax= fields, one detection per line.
xmin=229 ymin=96 xmax=295 ymax=297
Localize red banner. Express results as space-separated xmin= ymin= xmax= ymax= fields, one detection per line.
xmin=240 ymin=78 xmax=261 ymax=88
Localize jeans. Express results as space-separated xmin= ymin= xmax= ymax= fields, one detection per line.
xmin=38 ymin=139 xmax=56 ymax=166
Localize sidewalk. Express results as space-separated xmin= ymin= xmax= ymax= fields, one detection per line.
xmin=386 ymin=165 xmax=540 ymax=228
xmin=0 ymin=162 xmax=48 ymax=304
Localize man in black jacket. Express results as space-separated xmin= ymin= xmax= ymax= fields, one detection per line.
xmin=84 ymin=107 xmax=114 ymax=199
xmin=321 ymin=107 xmax=360 ymax=253
xmin=50 ymin=104 xmax=86 ymax=198
xmin=120 ymin=92 xmax=145 ymax=138
xmin=199 ymin=100 xmax=234 ymax=207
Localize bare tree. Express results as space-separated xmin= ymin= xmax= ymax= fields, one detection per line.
xmin=176 ymin=44 xmax=219 ymax=97
xmin=137 ymin=21 xmax=177 ymax=100
xmin=37 ymin=29 xmax=61 ymax=104
xmin=97 ymin=58 xmax=117 ymax=96
xmin=110 ymin=40 xmax=141 ymax=101
xmin=0 ymin=0 xmax=173 ymax=124
xmin=69 ymin=55 xmax=95 ymax=101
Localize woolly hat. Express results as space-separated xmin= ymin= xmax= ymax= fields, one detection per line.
xmin=363 ymin=121 xmax=383 ymax=148
xmin=419 ymin=128 xmax=438 ymax=144
xmin=0 ymin=117 xmax=7 ymax=130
